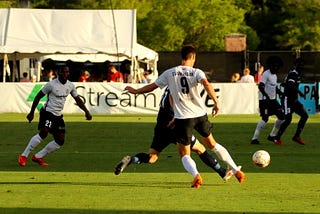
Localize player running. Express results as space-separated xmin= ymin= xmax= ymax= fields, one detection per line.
xmin=18 ymin=66 xmax=92 ymax=167
xmin=251 ymin=56 xmax=285 ymax=144
xmin=115 ymin=87 xmax=235 ymax=183
xmin=274 ymin=58 xmax=309 ymax=145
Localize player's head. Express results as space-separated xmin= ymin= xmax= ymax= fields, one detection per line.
xmin=181 ymin=45 xmax=196 ymax=61
xmin=57 ymin=66 xmax=70 ymax=84
xmin=294 ymin=57 xmax=304 ymax=72
xmin=266 ymin=56 xmax=283 ymax=74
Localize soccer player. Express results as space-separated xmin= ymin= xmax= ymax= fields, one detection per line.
xmin=274 ymin=58 xmax=309 ymax=145
xmin=251 ymin=56 xmax=285 ymax=145
xmin=125 ymin=45 xmax=245 ymax=188
xmin=18 ymin=66 xmax=92 ymax=167
xmin=115 ymin=87 xmax=235 ymax=182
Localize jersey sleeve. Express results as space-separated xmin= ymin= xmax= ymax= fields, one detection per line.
xmin=41 ymin=82 xmax=53 ymax=94
xmin=196 ymin=69 xmax=207 ymax=82
xmin=69 ymin=81 xmax=78 ymax=98
xmin=155 ymin=70 xmax=169 ymax=89
xmin=260 ymin=71 xmax=268 ymax=84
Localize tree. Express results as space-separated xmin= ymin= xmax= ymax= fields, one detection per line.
xmin=275 ymin=0 xmax=320 ymax=50
xmin=137 ymin=0 xmax=256 ymax=51
xmin=0 ymin=0 xmax=18 ymax=7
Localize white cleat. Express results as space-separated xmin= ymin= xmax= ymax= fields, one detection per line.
xmin=114 ymin=156 xmax=131 ymax=175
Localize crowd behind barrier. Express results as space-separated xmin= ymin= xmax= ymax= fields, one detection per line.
xmin=0 ymin=82 xmax=318 ymax=115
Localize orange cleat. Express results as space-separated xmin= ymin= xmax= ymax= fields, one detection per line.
xmin=191 ymin=174 xmax=203 ymax=188
xmin=18 ymin=155 xmax=27 ymax=167
xmin=32 ymin=155 xmax=48 ymax=166
xmin=292 ymin=136 xmax=306 ymax=145
xmin=235 ymin=170 xmax=246 ymax=183
xmin=274 ymin=139 xmax=282 ymax=145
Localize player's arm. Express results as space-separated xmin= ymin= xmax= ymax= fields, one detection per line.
xmin=124 ymin=82 xmax=158 ymax=94
xmin=276 ymin=86 xmax=283 ymax=97
xmin=166 ymin=93 xmax=175 ymax=128
xmin=286 ymin=80 xmax=305 ymax=99
xmin=74 ymin=96 xmax=92 ymax=121
xmin=26 ymin=91 xmax=46 ymax=123
xmin=258 ymin=82 xmax=270 ymax=100
xmin=201 ymin=78 xmax=220 ymax=117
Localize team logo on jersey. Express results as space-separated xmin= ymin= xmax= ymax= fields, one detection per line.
xmin=26 ymin=84 xmax=47 ymax=111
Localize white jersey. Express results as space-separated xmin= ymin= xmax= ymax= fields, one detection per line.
xmin=41 ymin=78 xmax=78 ymax=116
xmin=155 ymin=65 xmax=207 ymax=119
xmin=259 ymin=69 xmax=277 ymax=100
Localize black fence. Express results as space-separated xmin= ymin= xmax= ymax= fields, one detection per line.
xmin=158 ymin=51 xmax=320 ymax=83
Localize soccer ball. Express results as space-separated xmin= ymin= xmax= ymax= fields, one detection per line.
xmin=252 ymin=150 xmax=270 ymax=168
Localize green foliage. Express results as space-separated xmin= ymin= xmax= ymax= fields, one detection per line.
xmin=0 ymin=0 xmax=18 ymax=7
xmin=275 ymin=0 xmax=320 ymax=50
xmin=138 ymin=0 xmax=249 ymax=51
xmin=2 ymin=0 xmax=320 ymax=51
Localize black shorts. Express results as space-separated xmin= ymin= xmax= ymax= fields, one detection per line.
xmin=150 ymin=122 xmax=197 ymax=152
xmin=38 ymin=108 xmax=65 ymax=134
xmin=174 ymin=115 xmax=212 ymax=145
xmin=282 ymin=97 xmax=305 ymax=116
xmin=259 ymin=99 xmax=283 ymax=117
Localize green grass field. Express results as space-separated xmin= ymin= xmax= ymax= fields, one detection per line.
xmin=0 ymin=113 xmax=319 ymax=213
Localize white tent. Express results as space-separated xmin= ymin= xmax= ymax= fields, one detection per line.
xmin=0 ymin=8 xmax=158 ymax=81
xmin=39 ymin=44 xmax=158 ymax=63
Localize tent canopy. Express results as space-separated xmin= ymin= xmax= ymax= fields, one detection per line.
xmin=39 ymin=44 xmax=158 ymax=63
xmin=0 ymin=8 xmax=157 ymax=61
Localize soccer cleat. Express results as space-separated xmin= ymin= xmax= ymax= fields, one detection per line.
xmin=274 ymin=139 xmax=282 ymax=145
xmin=191 ymin=174 xmax=203 ymax=188
xmin=32 ymin=155 xmax=48 ymax=166
xmin=235 ymin=170 xmax=246 ymax=183
xmin=18 ymin=155 xmax=27 ymax=167
xmin=223 ymin=169 xmax=233 ymax=181
xmin=267 ymin=135 xmax=276 ymax=142
xmin=292 ymin=136 xmax=306 ymax=145
xmin=251 ymin=139 xmax=260 ymax=145
xmin=114 ymin=156 xmax=131 ymax=175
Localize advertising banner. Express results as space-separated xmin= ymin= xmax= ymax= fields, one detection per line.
xmin=0 ymin=82 xmax=260 ymax=115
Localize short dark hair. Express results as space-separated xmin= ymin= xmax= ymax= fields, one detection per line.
xmin=59 ymin=66 xmax=69 ymax=73
xmin=181 ymin=45 xmax=196 ymax=60
xmin=266 ymin=56 xmax=283 ymax=67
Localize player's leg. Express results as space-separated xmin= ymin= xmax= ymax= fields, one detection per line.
xmin=114 ymin=124 xmax=172 ymax=175
xmin=177 ymin=143 xmax=202 ymax=188
xmin=251 ymin=100 xmax=268 ymax=144
xmin=274 ymin=97 xmax=292 ymax=145
xmin=32 ymin=117 xmax=65 ymax=166
xmin=114 ymin=148 xmax=161 ymax=175
xmin=175 ymin=118 xmax=202 ymax=188
xmin=195 ymin=115 xmax=245 ymax=183
xmin=292 ymin=101 xmax=308 ymax=145
xmin=268 ymin=100 xmax=284 ymax=142
xmin=18 ymin=109 xmax=49 ymax=166
xmin=191 ymin=138 xmax=230 ymax=180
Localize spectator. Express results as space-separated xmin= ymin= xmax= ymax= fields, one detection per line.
xmin=78 ymin=70 xmax=91 ymax=82
xmin=230 ymin=72 xmax=240 ymax=82
xmin=136 ymin=68 xmax=148 ymax=84
xmin=20 ymin=72 xmax=30 ymax=82
xmin=254 ymin=65 xmax=264 ymax=84
xmin=143 ymin=69 xmax=155 ymax=83
xmin=106 ymin=64 xmax=124 ymax=82
xmin=239 ymin=68 xmax=254 ymax=83
xmin=31 ymin=74 xmax=37 ymax=83
xmin=41 ymin=69 xmax=55 ymax=82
